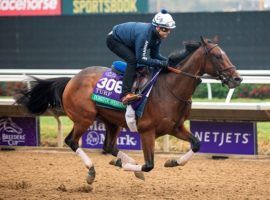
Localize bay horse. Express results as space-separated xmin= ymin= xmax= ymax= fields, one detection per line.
xmin=15 ymin=37 xmax=242 ymax=184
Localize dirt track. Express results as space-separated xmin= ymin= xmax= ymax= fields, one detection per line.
xmin=1 ymin=149 xmax=270 ymax=200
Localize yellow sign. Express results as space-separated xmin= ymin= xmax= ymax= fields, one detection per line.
xmin=73 ymin=0 xmax=138 ymax=14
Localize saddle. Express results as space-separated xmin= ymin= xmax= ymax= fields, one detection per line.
xmin=111 ymin=61 xmax=151 ymax=94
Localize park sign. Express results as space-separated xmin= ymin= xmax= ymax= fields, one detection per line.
xmin=0 ymin=117 xmax=39 ymax=146
xmin=190 ymin=121 xmax=257 ymax=155
xmin=82 ymin=120 xmax=141 ymax=150
xmin=0 ymin=0 xmax=61 ymax=16
xmin=62 ymin=0 xmax=148 ymax=15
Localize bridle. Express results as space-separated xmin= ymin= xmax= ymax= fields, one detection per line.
xmin=203 ymin=44 xmax=236 ymax=85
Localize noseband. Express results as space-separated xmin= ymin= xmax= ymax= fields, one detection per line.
xmin=203 ymin=44 xmax=236 ymax=84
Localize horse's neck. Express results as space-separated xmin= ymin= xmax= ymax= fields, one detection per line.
xmin=165 ymin=49 xmax=204 ymax=100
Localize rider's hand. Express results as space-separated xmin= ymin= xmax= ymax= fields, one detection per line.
xmin=160 ymin=60 xmax=168 ymax=69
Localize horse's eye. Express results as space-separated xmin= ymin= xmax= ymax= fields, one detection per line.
xmin=214 ymin=54 xmax=222 ymax=60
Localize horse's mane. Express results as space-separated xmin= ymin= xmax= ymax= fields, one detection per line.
xmin=168 ymin=41 xmax=201 ymax=66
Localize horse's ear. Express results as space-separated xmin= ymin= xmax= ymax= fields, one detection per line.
xmin=212 ymin=35 xmax=219 ymax=43
xmin=200 ymin=36 xmax=207 ymax=46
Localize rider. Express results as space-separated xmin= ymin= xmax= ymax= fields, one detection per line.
xmin=106 ymin=9 xmax=176 ymax=104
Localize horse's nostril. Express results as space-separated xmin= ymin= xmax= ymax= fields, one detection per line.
xmin=234 ymin=76 xmax=243 ymax=82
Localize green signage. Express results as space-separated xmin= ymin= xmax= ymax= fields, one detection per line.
xmin=63 ymin=0 xmax=148 ymax=15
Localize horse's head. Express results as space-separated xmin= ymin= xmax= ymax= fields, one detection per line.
xmin=200 ymin=36 xmax=242 ymax=88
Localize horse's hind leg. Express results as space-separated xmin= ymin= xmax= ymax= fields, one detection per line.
xmin=102 ymin=121 xmax=137 ymax=167
xmin=102 ymin=122 xmax=121 ymax=167
xmin=102 ymin=122 xmax=120 ymax=157
xmin=164 ymin=124 xmax=200 ymax=167
xmin=65 ymin=123 xmax=96 ymax=184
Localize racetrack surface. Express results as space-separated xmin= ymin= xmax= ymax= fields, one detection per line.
xmin=1 ymin=149 xmax=270 ymax=200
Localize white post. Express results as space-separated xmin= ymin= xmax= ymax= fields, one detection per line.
xmin=225 ymin=88 xmax=235 ymax=103
xmin=207 ymin=83 xmax=212 ymax=100
xmin=54 ymin=116 xmax=63 ymax=147
xmin=163 ymin=135 xmax=170 ymax=152
xmin=23 ymin=73 xmax=31 ymax=90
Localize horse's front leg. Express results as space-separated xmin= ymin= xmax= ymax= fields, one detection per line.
xmin=164 ymin=124 xmax=200 ymax=167
xmin=121 ymin=129 xmax=155 ymax=173
xmin=102 ymin=121 xmax=145 ymax=180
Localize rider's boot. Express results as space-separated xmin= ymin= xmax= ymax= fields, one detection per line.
xmin=121 ymin=93 xmax=141 ymax=104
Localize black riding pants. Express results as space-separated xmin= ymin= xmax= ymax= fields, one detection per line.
xmin=106 ymin=34 xmax=137 ymax=97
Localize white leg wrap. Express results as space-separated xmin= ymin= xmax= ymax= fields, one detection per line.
xmin=125 ymin=105 xmax=138 ymax=132
xmin=117 ymin=151 xmax=137 ymax=165
xmin=122 ymin=163 xmax=142 ymax=172
xmin=177 ymin=150 xmax=194 ymax=166
xmin=76 ymin=148 xmax=93 ymax=169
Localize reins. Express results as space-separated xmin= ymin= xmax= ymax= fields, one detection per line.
xmin=167 ymin=66 xmax=202 ymax=79
xmin=167 ymin=66 xmax=227 ymax=80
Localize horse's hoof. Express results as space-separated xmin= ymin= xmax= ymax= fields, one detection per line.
xmin=109 ymin=158 xmax=122 ymax=168
xmin=134 ymin=172 xmax=145 ymax=181
xmin=164 ymin=159 xmax=179 ymax=167
xmin=86 ymin=166 xmax=96 ymax=185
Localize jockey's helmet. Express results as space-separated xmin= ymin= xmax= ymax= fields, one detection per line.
xmin=152 ymin=9 xmax=176 ymax=29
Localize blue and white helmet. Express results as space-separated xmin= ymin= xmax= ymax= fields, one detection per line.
xmin=152 ymin=9 xmax=176 ymax=29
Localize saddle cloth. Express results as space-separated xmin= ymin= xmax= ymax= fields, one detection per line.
xmin=91 ymin=61 xmax=159 ymax=117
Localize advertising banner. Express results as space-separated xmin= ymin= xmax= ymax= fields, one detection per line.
xmin=82 ymin=120 xmax=141 ymax=150
xmin=0 ymin=117 xmax=39 ymax=146
xmin=190 ymin=121 xmax=257 ymax=155
xmin=62 ymin=0 xmax=148 ymax=15
xmin=0 ymin=0 xmax=61 ymax=16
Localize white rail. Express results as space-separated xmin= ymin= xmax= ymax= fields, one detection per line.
xmin=0 ymin=70 xmax=270 ymax=84
xmin=0 ymin=69 xmax=269 ymax=75
xmin=0 ymin=69 xmax=81 ymax=75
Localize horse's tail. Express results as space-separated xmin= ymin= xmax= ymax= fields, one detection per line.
xmin=15 ymin=76 xmax=71 ymax=115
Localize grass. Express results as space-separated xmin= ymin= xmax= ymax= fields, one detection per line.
xmin=40 ymin=116 xmax=73 ymax=139
xmin=40 ymin=117 xmax=73 ymax=147
xmin=257 ymin=122 xmax=270 ymax=141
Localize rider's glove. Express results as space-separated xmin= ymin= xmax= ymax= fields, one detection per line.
xmin=160 ymin=60 xmax=168 ymax=69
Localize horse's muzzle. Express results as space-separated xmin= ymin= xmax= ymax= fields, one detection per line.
xmin=226 ymin=75 xmax=243 ymax=88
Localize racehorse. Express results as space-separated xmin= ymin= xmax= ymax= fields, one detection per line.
xmin=15 ymin=37 xmax=242 ymax=184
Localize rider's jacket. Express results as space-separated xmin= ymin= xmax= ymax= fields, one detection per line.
xmin=111 ymin=22 xmax=167 ymax=67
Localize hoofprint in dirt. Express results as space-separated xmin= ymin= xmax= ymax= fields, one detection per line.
xmin=0 ymin=149 xmax=270 ymax=200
